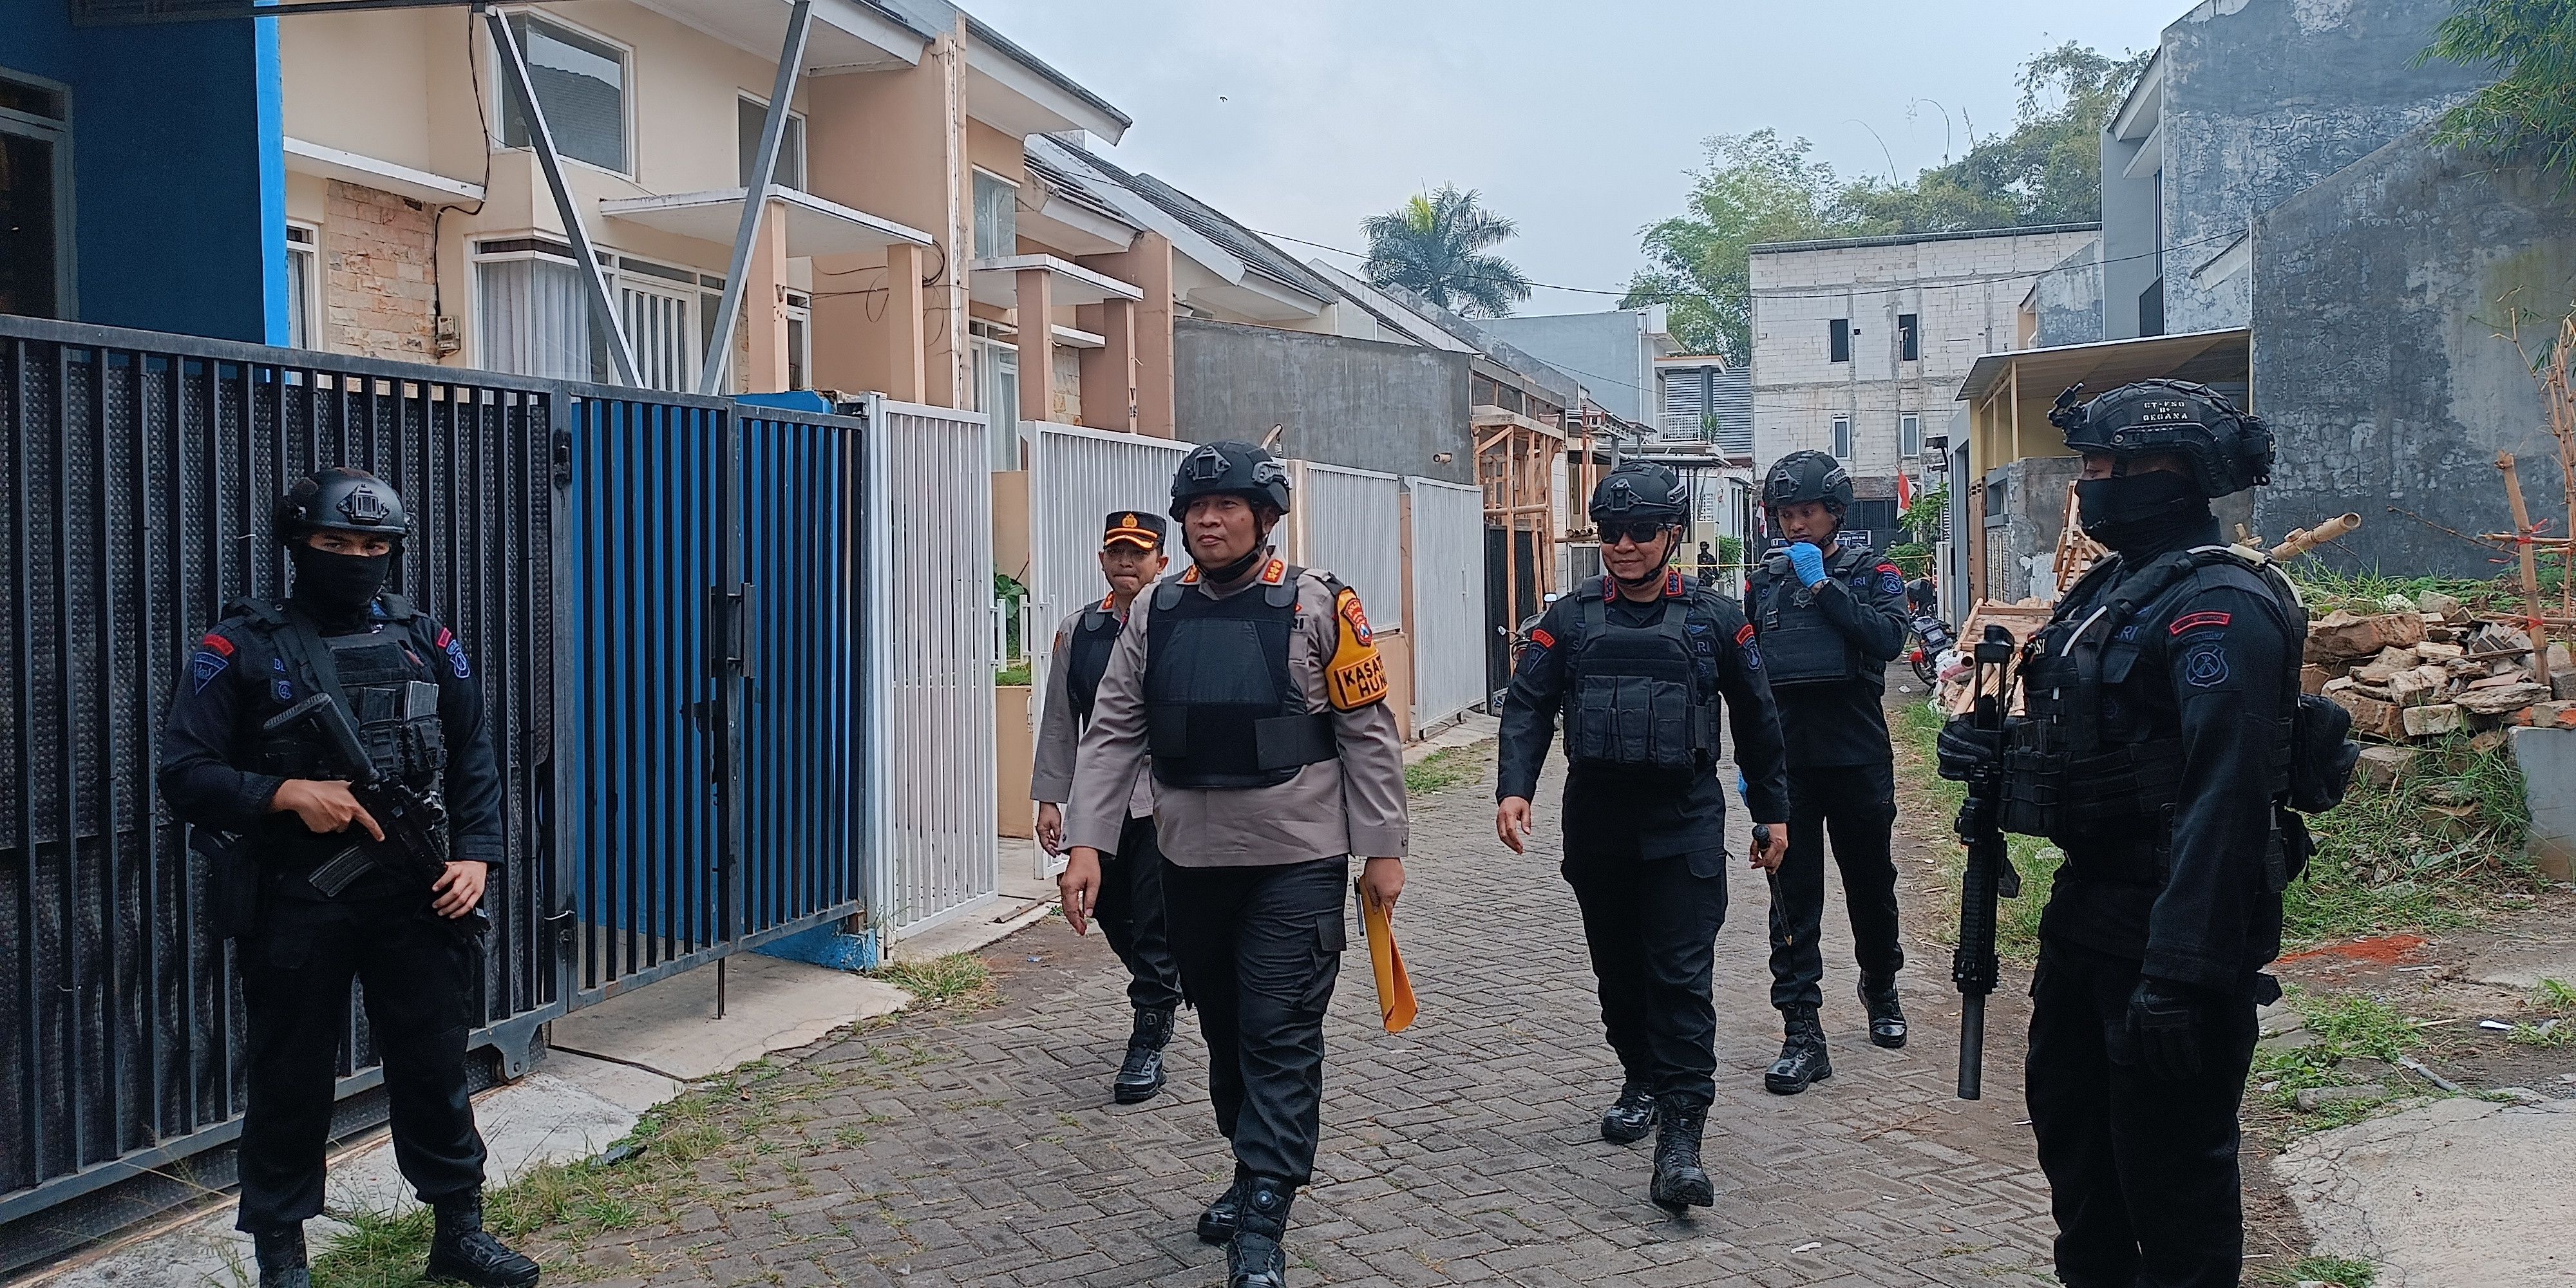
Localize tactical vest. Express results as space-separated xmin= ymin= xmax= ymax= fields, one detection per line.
xmin=236 ymin=596 xmax=451 ymax=872
xmin=1065 ymin=598 xmax=1122 ymax=726
xmin=2000 ymin=547 xmax=2302 ymax=881
xmin=1561 ymin=573 xmax=1719 ymax=772
xmin=1143 ymin=562 xmax=1337 ymax=790
xmin=1750 ymin=542 xmax=1882 ymax=688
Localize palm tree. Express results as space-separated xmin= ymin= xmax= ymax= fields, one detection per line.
xmin=1361 ymin=185 xmax=1534 ymax=317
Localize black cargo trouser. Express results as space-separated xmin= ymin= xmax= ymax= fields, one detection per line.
xmin=1561 ymin=841 xmax=1730 ymax=1112
xmin=236 ymin=891 xmax=488 ymax=1233
xmin=1766 ymin=759 xmax=1904 ymax=1012
xmin=1097 ymin=813 xmax=1186 ymax=1013
xmin=2025 ymin=937 xmax=2259 ymax=1288
xmin=1159 ymin=855 xmax=1348 ymax=1186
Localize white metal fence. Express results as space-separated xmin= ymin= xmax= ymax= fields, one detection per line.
xmin=1286 ymin=460 xmax=1405 ymax=632
xmin=1404 ymin=476 xmax=1488 ymax=729
xmin=865 ymin=396 xmax=1000 ymax=936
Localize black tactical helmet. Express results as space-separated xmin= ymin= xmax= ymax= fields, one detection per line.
xmin=273 ymin=467 xmax=411 ymax=545
xmin=1169 ymin=440 xmax=1292 ymax=519
xmin=1588 ymin=461 xmax=1689 ymax=526
xmin=1761 ymin=450 xmax=1853 ymax=516
xmin=2048 ymin=379 xmax=2273 ymax=498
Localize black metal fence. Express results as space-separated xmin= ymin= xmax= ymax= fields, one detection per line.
xmin=0 ymin=316 xmax=566 ymax=1267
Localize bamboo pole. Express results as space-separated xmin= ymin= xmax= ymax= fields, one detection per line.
xmin=2500 ymin=451 xmax=2561 ymax=692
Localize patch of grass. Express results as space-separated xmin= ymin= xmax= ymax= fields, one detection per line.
xmin=2289 ymin=1254 xmax=2378 ymax=1288
xmin=2284 ymin=560 xmax=2510 ymax=617
xmin=2290 ymin=734 xmax=2542 ymax=947
xmin=2510 ymin=978 xmax=2576 ymax=1047
xmin=995 ymin=661 xmax=1032 ymax=687
xmin=871 ymin=952 xmax=997 ymax=1010
xmin=2249 ymin=988 xmax=2445 ymax=1133
xmin=1405 ymin=744 xmax=1489 ymax=795
xmin=1893 ymin=700 xmax=2061 ymax=963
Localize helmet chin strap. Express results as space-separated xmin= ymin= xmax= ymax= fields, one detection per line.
xmin=1609 ymin=529 xmax=1677 ymax=591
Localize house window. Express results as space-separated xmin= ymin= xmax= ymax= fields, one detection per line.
xmin=972 ymin=169 xmax=1018 ymax=260
xmin=971 ymin=323 xmax=1019 ymax=468
xmin=285 ymin=223 xmax=319 ymax=350
xmin=0 ymin=70 xmax=73 ymax=320
xmin=1900 ymin=413 xmax=1922 ymax=459
xmin=736 ymin=95 xmax=805 ymax=191
xmin=612 ymin=254 xmax=699 ymax=393
xmin=784 ymin=290 xmax=811 ymax=390
xmin=474 ymin=237 xmax=594 ymax=380
xmin=1828 ymin=318 xmax=1850 ymax=363
xmin=1897 ymin=313 xmax=1919 ymax=362
xmin=1831 ymin=414 xmax=1852 ymax=460
xmin=498 ymin=14 xmax=629 ymax=175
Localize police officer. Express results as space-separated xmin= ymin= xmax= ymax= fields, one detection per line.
xmin=1057 ymin=441 xmax=1408 ymax=1288
xmin=1745 ymin=450 xmax=1913 ymax=1094
xmin=1035 ymin=510 xmax=1184 ymax=1104
xmin=1495 ymin=462 xmax=1792 ymax=1212
xmin=1938 ymin=381 xmax=2312 ymax=1287
xmin=158 ymin=469 xmax=538 ymax=1288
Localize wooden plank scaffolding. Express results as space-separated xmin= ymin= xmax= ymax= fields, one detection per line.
xmin=1475 ymin=404 xmax=1566 ymax=627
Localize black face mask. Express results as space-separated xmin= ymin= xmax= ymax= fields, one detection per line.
xmin=2076 ymin=472 xmax=2208 ymax=551
xmin=289 ymin=544 xmax=392 ymax=617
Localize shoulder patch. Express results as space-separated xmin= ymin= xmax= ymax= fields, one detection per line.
xmin=1735 ymin=622 xmax=1756 ymax=647
xmin=191 ymin=649 xmax=230 ymax=693
xmin=200 ymin=631 xmax=236 ymax=658
xmin=2169 ymin=610 xmax=2233 ymax=637
xmin=1180 ymin=564 xmax=1202 ymax=585
xmin=1528 ymin=626 xmax=1555 ymax=650
xmin=1325 ymin=586 xmax=1388 ymax=712
xmin=1663 ymin=568 xmax=1685 ymax=598
xmin=1878 ymin=564 xmax=1905 ymax=595
xmin=440 ymin=630 xmax=472 ymax=678
xmin=2183 ymin=639 xmax=2231 ymax=689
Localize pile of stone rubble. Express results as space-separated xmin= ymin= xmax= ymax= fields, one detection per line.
xmin=2311 ymin=590 xmax=2576 ymax=742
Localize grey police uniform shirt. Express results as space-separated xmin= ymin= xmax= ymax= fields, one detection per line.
xmin=1031 ymin=602 xmax=1155 ymax=821
xmin=1065 ymin=555 xmax=1410 ymax=867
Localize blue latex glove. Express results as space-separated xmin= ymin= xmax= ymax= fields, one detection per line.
xmin=1787 ymin=541 xmax=1828 ymax=588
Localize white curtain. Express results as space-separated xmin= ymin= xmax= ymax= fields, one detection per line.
xmin=477 ymin=258 xmax=591 ymax=380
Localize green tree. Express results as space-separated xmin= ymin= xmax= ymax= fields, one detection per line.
xmin=1361 ymin=185 xmax=1535 ymax=317
xmin=2421 ymin=1 xmax=2576 ymax=189
xmin=1622 ymin=44 xmax=2148 ymax=359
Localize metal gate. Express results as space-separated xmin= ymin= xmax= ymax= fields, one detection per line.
xmin=1404 ymin=477 xmax=1488 ymax=729
xmin=0 ymin=317 xmax=562 ymax=1268
xmin=1021 ymin=422 xmax=1188 ymax=876
xmin=864 ymin=397 xmax=998 ymax=936
xmin=1287 ymin=460 xmax=1404 ymax=631
xmin=563 ymin=397 xmax=869 ymax=1006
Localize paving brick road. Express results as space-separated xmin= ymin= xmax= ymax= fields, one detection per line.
xmin=563 ymin=753 xmax=2063 ymax=1288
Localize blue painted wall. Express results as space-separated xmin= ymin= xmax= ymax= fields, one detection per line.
xmin=6 ymin=2 xmax=287 ymax=343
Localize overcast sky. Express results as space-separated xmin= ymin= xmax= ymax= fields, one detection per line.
xmin=969 ymin=0 xmax=2188 ymax=316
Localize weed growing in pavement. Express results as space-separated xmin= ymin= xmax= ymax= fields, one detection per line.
xmin=2510 ymin=978 xmax=2576 ymax=1048
xmin=2271 ymin=1253 xmax=2378 ymax=1288
xmin=1405 ymin=744 xmax=1490 ymax=795
xmin=2250 ymin=988 xmax=2445 ymax=1134
xmin=871 ymin=952 xmax=998 ymax=1010
xmin=1893 ymin=700 xmax=2060 ymax=963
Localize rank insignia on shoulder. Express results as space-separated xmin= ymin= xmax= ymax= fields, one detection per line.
xmin=1529 ymin=627 xmax=1554 ymax=650
xmin=1260 ymin=558 xmax=1289 ymax=585
xmin=1663 ymin=569 xmax=1685 ymax=598
xmin=1735 ymin=622 xmax=1756 ymax=646
xmin=200 ymin=632 xmax=235 ymax=658
xmin=1180 ymin=565 xmax=1203 ymax=584
xmin=2169 ymin=610 xmax=2232 ymax=636
xmin=1325 ymin=586 xmax=1389 ymax=711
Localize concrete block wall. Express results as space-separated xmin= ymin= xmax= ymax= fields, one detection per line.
xmin=321 ymin=180 xmax=437 ymax=360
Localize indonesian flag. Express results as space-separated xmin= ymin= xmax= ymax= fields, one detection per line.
xmin=1896 ymin=470 xmax=1913 ymax=511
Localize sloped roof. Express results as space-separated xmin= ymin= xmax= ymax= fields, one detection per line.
xmin=1021 ymin=150 xmax=1134 ymax=229
xmin=1048 ymin=140 xmax=1334 ymax=301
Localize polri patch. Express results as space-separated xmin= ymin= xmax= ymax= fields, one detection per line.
xmin=2170 ymin=610 xmax=2233 ymax=637
xmin=200 ymin=632 xmax=235 ymax=658
xmin=1877 ymin=563 xmax=1904 ymax=596
xmin=1743 ymin=643 xmax=1763 ymax=670
xmin=435 ymin=627 xmax=472 ymax=678
xmin=2184 ymin=641 xmax=2230 ymax=688
xmin=191 ymin=650 xmax=229 ymax=692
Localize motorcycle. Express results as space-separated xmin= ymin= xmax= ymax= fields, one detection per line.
xmin=1907 ymin=611 xmax=1956 ymax=688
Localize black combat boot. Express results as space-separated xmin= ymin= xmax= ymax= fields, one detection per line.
xmin=1197 ymin=1164 xmax=1249 ymax=1244
xmin=1226 ymin=1175 xmax=1294 ymax=1288
xmin=1764 ymin=1005 xmax=1833 ymax=1095
xmin=424 ymin=1193 xmax=541 ymax=1288
xmin=1859 ymin=974 xmax=1908 ymax=1050
xmin=252 ymin=1225 xmax=310 ymax=1288
xmin=1114 ymin=1006 xmax=1175 ymax=1104
xmin=1599 ymin=1080 xmax=1658 ymax=1144
xmin=1648 ymin=1105 xmax=1714 ymax=1210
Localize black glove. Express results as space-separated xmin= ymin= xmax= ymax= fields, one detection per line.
xmin=2126 ymin=978 xmax=2212 ymax=1080
xmin=1937 ymin=720 xmax=2002 ymax=782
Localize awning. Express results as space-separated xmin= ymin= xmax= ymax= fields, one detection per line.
xmin=600 ymin=186 xmax=934 ymax=258
xmin=1956 ymin=328 xmax=2248 ymax=405
xmin=966 ymin=253 xmax=1144 ymax=308
xmin=284 ymin=137 xmax=484 ymax=206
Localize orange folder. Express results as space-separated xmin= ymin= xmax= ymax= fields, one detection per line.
xmin=1357 ymin=882 xmax=1417 ymax=1032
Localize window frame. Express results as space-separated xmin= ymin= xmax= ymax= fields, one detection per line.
xmin=1900 ymin=412 xmax=1922 ymax=460
xmin=784 ymin=289 xmax=811 ymax=391
xmin=971 ymin=166 xmax=1020 ymax=261
xmin=469 ymin=234 xmax=591 ymax=379
xmin=0 ymin=66 xmax=76 ymax=321
xmin=1830 ymin=413 xmax=1853 ymax=460
xmin=1827 ymin=317 xmax=1850 ymax=364
xmin=491 ymin=10 xmax=636 ymax=180
xmin=737 ymin=93 xmax=806 ymax=193
xmin=1897 ymin=312 xmax=1920 ymax=363
xmin=285 ymin=221 xmax=321 ymax=351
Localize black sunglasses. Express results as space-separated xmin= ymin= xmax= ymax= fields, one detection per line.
xmin=1602 ymin=520 xmax=1671 ymax=545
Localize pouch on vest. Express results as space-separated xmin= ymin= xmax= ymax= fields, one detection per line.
xmin=1562 ymin=589 xmax=1710 ymax=772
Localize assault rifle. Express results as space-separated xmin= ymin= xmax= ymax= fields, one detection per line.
xmin=1951 ymin=623 xmax=2023 ymax=1101
xmin=263 ymin=691 xmax=485 ymax=938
